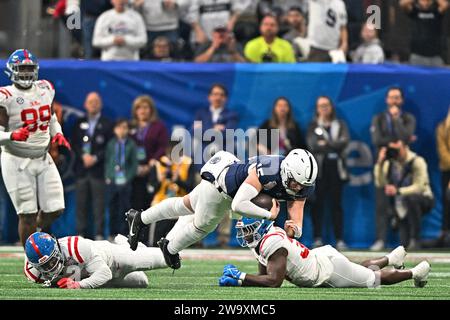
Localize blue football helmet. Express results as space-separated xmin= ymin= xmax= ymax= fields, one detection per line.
xmin=4 ymin=49 xmax=39 ymax=88
xmin=235 ymin=217 xmax=274 ymax=248
xmin=25 ymin=232 xmax=64 ymax=282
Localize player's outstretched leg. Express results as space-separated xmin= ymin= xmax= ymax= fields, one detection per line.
xmin=126 ymin=197 xmax=193 ymax=251
xmin=361 ymin=246 xmax=406 ymax=269
xmin=377 ymin=260 xmax=430 ymax=287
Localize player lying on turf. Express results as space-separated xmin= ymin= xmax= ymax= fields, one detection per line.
xmin=219 ymin=217 xmax=431 ymax=288
xmin=24 ymin=232 xmax=167 ymax=289
xmin=127 ymin=149 xmax=318 ymax=270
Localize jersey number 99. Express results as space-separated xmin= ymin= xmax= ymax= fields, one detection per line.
xmin=21 ymin=105 xmax=51 ymax=132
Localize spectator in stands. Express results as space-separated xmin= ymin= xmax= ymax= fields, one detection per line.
xmin=351 ymin=23 xmax=385 ymax=64
xmin=400 ymin=0 xmax=449 ymax=67
xmin=257 ymin=0 xmax=309 ymax=27
xmin=144 ymin=36 xmax=179 ymax=61
xmin=105 ymin=119 xmax=138 ymax=240
xmin=72 ymin=92 xmax=114 ymax=240
xmin=79 ymin=0 xmax=113 ymax=59
xmin=132 ymin=0 xmax=190 ymax=46
xmin=187 ymin=0 xmax=251 ymax=44
xmin=307 ymin=0 xmax=348 ymax=63
xmin=307 ymin=96 xmax=350 ymax=250
xmin=370 ymin=87 xmax=417 ymax=251
xmin=192 ymin=83 xmax=238 ymax=247
xmin=194 ymin=26 xmax=246 ymax=62
xmin=374 ymin=140 xmax=434 ymax=250
xmin=129 ymin=95 xmax=169 ymax=213
xmin=282 ymin=6 xmax=308 ymax=61
xmin=147 ymin=141 xmax=196 ymax=247
xmin=257 ymin=97 xmax=305 ymax=156
xmin=244 ymin=14 xmax=296 ymax=63
xmin=92 ymin=0 xmax=147 ymax=61
xmin=436 ymin=106 xmax=450 ymax=247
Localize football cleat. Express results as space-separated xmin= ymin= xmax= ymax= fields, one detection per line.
xmin=386 ymin=245 xmax=407 ymax=269
xmin=412 ymin=261 xmax=431 ymax=288
xmin=157 ymin=238 xmax=181 ymax=270
xmin=126 ymin=209 xmax=144 ymax=251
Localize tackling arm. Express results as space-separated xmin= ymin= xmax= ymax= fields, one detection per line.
xmin=285 ymin=199 xmax=305 ymax=238
xmin=231 ymin=168 xmax=278 ymax=220
xmin=242 ymin=249 xmax=287 ymax=288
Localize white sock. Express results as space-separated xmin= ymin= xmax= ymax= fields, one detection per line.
xmin=141 ymin=197 xmax=192 ymax=225
xmin=167 ymin=222 xmax=208 ymax=254
xmin=166 ymin=215 xmax=195 ymax=241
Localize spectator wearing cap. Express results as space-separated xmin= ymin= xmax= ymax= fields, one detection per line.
xmin=244 ymin=14 xmax=296 ymax=63
xmin=186 ymin=0 xmax=252 ymax=44
xmin=194 ymin=26 xmax=246 ymax=62
xmin=400 ymin=0 xmax=449 ymax=67
xmin=351 ymin=23 xmax=385 ymax=64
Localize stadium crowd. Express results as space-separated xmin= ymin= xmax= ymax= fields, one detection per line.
xmin=40 ymin=0 xmax=450 ymax=65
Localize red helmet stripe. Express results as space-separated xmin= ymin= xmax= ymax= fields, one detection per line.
xmin=24 ymin=49 xmax=29 ymax=59
xmin=29 ymin=236 xmax=43 ymax=258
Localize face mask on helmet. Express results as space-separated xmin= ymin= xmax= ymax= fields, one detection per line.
xmin=236 ymin=218 xmax=273 ymax=248
xmin=5 ymin=50 xmax=39 ymax=89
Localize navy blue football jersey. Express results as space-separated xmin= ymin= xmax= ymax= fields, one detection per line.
xmin=224 ymin=155 xmax=314 ymax=201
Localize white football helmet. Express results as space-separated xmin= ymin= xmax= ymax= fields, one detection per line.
xmin=280 ymin=149 xmax=318 ymax=195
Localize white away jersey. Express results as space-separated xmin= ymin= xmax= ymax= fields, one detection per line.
xmin=24 ymin=236 xmax=119 ymax=289
xmin=307 ymin=0 xmax=347 ymax=51
xmin=0 ymin=81 xmax=55 ymax=158
xmin=252 ymin=227 xmax=334 ymax=287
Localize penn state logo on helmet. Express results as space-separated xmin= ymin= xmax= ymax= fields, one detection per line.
xmin=4 ymin=49 xmax=39 ymax=89
xmin=280 ymin=149 xmax=318 ymax=195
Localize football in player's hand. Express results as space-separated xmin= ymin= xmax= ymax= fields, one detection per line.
xmin=251 ymin=193 xmax=275 ymax=211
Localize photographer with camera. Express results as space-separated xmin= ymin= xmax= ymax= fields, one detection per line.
xmin=374 ymin=140 xmax=434 ymax=250
xmin=244 ymin=14 xmax=296 ymax=63
xmin=147 ymin=141 xmax=196 ymax=247
xmin=370 ymin=87 xmax=417 ymax=251
xmin=194 ymin=26 xmax=245 ymax=62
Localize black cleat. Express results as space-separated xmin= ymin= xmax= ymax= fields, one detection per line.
xmin=157 ymin=238 xmax=181 ymax=270
xmin=126 ymin=209 xmax=144 ymax=251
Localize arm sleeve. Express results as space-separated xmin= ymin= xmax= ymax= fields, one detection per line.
xmin=78 ymin=253 xmax=113 ymax=289
xmin=49 ymin=113 xmax=63 ymax=137
xmin=392 ymin=114 xmax=416 ymax=143
xmin=370 ymin=114 xmax=390 ymax=148
xmin=231 ymin=183 xmax=272 ymax=219
xmin=124 ymin=12 xmax=147 ymax=49
xmin=92 ymin=13 xmax=115 ymax=48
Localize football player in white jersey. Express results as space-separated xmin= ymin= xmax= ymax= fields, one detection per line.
xmin=24 ymin=231 xmax=168 ymax=289
xmin=0 ymin=49 xmax=71 ymax=246
xmin=219 ymin=217 xmax=431 ymax=288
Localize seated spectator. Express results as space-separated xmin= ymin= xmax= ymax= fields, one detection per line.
xmin=147 ymin=141 xmax=196 ymax=247
xmin=244 ymin=14 xmax=296 ymax=63
xmin=105 ymin=119 xmax=138 ymax=239
xmin=306 ymin=96 xmax=350 ymax=250
xmin=307 ymin=0 xmax=348 ymax=63
xmin=257 ymin=97 xmax=305 ymax=156
xmin=92 ymin=0 xmax=147 ymax=61
xmin=194 ymin=26 xmax=246 ymax=62
xmin=187 ymin=0 xmax=251 ymax=44
xmin=351 ymin=23 xmax=385 ymax=64
xmin=400 ymin=0 xmax=449 ymax=67
xmin=282 ymin=6 xmax=307 ymax=61
xmin=144 ymin=36 xmax=179 ymax=61
xmin=374 ymin=140 xmax=435 ymax=250
xmin=436 ymin=106 xmax=450 ymax=247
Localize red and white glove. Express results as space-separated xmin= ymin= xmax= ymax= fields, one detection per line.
xmin=52 ymin=133 xmax=71 ymax=150
xmin=10 ymin=127 xmax=29 ymax=142
xmin=57 ymin=277 xmax=81 ymax=289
